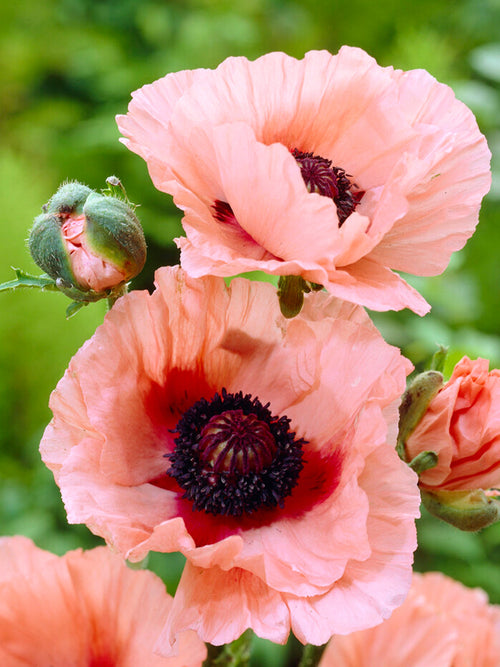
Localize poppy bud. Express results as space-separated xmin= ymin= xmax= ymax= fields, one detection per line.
xmin=421 ymin=488 xmax=500 ymax=532
xmin=29 ymin=181 xmax=146 ymax=301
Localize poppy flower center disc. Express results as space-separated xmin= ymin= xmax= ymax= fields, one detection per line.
xmin=167 ymin=389 xmax=305 ymax=517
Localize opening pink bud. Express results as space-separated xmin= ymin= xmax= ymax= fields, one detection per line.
xmin=61 ymin=213 xmax=130 ymax=292
xmin=29 ymin=181 xmax=147 ymax=301
xmin=406 ymin=357 xmax=500 ymax=492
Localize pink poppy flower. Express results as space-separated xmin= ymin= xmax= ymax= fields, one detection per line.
xmin=406 ymin=357 xmax=500 ymax=491
xmin=40 ymin=266 xmax=419 ymax=648
xmin=0 ymin=536 xmax=206 ymax=666
xmin=117 ymin=47 xmax=491 ymax=315
xmin=320 ymin=572 xmax=500 ymax=667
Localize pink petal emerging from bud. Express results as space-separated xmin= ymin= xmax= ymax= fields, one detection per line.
xmin=29 ymin=181 xmax=147 ymax=301
xmin=62 ymin=214 xmax=129 ymax=292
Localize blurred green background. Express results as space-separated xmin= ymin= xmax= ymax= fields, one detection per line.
xmin=1 ymin=0 xmax=500 ymax=663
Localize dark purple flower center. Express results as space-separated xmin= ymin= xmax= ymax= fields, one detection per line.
xmin=167 ymin=389 xmax=305 ymax=517
xmin=212 ymin=199 xmax=235 ymax=225
xmin=292 ymin=149 xmax=364 ymax=225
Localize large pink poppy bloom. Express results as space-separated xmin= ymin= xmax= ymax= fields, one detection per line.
xmin=320 ymin=572 xmax=500 ymax=667
xmin=0 ymin=536 xmax=206 ymax=666
xmin=40 ymin=266 xmax=419 ymax=648
xmin=406 ymin=357 xmax=500 ymax=491
xmin=117 ymin=47 xmax=491 ymax=315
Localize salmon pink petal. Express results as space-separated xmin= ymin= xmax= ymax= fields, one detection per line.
xmin=369 ymin=68 xmax=492 ymax=276
xmin=286 ymin=444 xmax=418 ymax=644
xmin=320 ymin=572 xmax=500 ymax=667
xmin=0 ymin=535 xmax=57 ymax=580
xmin=157 ymin=563 xmax=290 ymax=650
xmin=0 ymin=538 xmax=206 ymax=666
xmin=322 ymin=258 xmax=430 ymax=314
xmin=117 ymin=69 xmax=206 ymax=191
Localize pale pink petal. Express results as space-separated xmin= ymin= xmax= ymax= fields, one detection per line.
xmin=320 ymin=572 xmax=500 ymax=667
xmin=157 ymin=562 xmax=290 ymax=652
xmin=0 ymin=539 xmax=206 ymax=666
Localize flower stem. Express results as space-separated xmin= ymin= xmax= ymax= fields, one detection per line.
xmin=298 ymin=643 xmax=327 ymax=667
xmin=277 ymin=275 xmax=308 ymax=318
xmin=106 ymin=283 xmax=128 ymax=311
xmin=203 ymin=630 xmax=253 ymax=667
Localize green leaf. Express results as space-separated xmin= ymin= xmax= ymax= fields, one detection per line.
xmin=429 ymin=344 xmax=449 ymax=373
xmin=65 ymin=300 xmax=87 ymax=318
xmin=0 ymin=267 xmax=58 ymax=292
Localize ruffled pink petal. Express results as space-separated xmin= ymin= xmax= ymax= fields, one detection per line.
xmin=320 ymin=572 xmax=500 ymax=667
xmin=323 ymin=258 xmax=430 ymax=314
xmin=320 ymin=580 xmax=456 ymax=666
xmin=157 ymin=562 xmax=291 ymax=652
xmin=286 ymin=444 xmax=419 ymax=644
xmin=369 ymin=144 xmax=491 ymax=276
xmin=0 ymin=535 xmax=58 ymax=580
xmin=0 ymin=539 xmax=206 ymax=666
xmin=116 ymin=69 xmax=207 ymax=191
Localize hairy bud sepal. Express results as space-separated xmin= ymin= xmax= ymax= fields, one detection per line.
xmin=397 ymin=371 xmax=444 ymax=461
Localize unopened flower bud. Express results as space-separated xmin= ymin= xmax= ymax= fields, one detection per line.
xmin=421 ymin=488 xmax=500 ymax=532
xmin=29 ymin=181 xmax=146 ymax=301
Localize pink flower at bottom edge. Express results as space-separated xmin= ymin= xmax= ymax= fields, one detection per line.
xmin=40 ymin=266 xmax=420 ymax=650
xmin=117 ymin=47 xmax=491 ymax=314
xmin=0 ymin=536 xmax=206 ymax=666
xmin=406 ymin=357 xmax=500 ymax=491
xmin=320 ymin=572 xmax=500 ymax=667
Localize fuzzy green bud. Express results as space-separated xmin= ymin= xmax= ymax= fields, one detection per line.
xmin=29 ymin=181 xmax=146 ymax=301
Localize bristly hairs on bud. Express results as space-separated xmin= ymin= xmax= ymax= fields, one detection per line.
xmin=102 ymin=175 xmax=139 ymax=211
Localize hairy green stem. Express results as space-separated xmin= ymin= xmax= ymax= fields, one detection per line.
xmin=202 ymin=630 xmax=253 ymax=667
xmin=298 ymin=643 xmax=327 ymax=667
